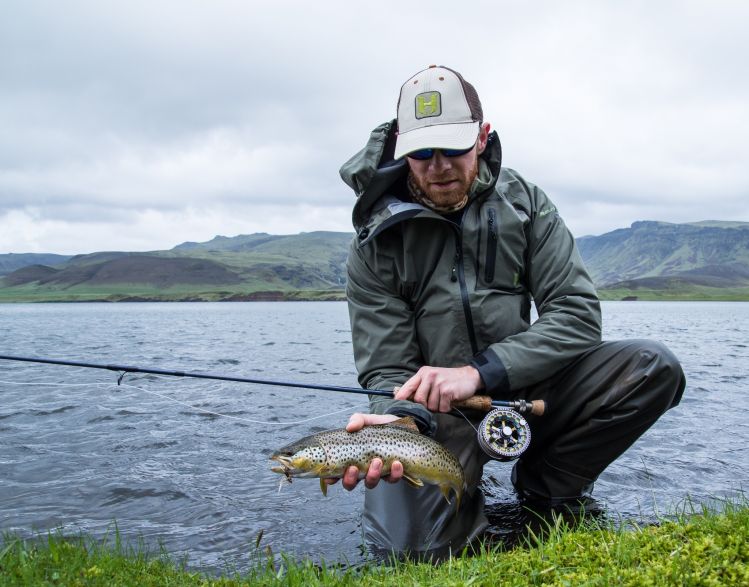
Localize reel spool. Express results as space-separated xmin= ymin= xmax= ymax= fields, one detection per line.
xmin=477 ymin=408 xmax=531 ymax=461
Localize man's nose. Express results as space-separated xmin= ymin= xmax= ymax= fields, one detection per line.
xmin=429 ymin=151 xmax=451 ymax=171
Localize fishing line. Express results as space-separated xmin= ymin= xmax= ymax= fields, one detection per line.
xmin=452 ymin=407 xmax=480 ymax=433
xmin=1 ymin=377 xmax=430 ymax=427
xmin=0 ymin=378 xmax=367 ymax=427
xmin=116 ymin=371 xmax=368 ymax=425
xmin=0 ymin=353 xmax=528 ymax=410
xmin=118 ymin=382 xmax=363 ymax=425
xmin=1 ymin=376 xmax=476 ymax=430
xmin=0 ymin=379 xmax=97 ymax=388
xmin=1 ymin=354 xmax=545 ymax=460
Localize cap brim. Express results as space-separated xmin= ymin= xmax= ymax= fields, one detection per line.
xmin=394 ymin=121 xmax=480 ymax=160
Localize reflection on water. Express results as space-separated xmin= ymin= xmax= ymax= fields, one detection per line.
xmin=0 ymin=301 xmax=747 ymax=571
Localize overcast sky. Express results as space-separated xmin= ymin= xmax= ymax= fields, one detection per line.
xmin=1 ymin=0 xmax=747 ymax=254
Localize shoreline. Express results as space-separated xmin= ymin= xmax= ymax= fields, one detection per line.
xmin=1 ymin=292 xmax=748 ymax=303
xmin=2 ymin=500 xmax=747 ymax=585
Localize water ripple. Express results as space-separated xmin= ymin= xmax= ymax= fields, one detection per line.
xmin=0 ymin=300 xmax=747 ymax=572
xmin=101 ymin=487 xmax=191 ymax=506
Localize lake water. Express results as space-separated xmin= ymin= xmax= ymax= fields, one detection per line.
xmin=1 ymin=301 xmax=747 ymax=571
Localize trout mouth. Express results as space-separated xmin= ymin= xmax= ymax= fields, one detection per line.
xmin=270 ymin=455 xmax=294 ymax=480
xmin=270 ymin=456 xmax=294 ymax=493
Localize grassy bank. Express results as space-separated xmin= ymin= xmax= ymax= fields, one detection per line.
xmin=2 ymin=501 xmax=747 ymax=586
xmin=0 ymin=286 xmax=747 ymax=303
xmin=0 ymin=287 xmax=347 ymax=303
xmin=597 ymin=286 xmax=749 ymax=301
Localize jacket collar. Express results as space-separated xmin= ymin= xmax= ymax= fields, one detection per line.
xmin=340 ymin=119 xmax=503 ymax=232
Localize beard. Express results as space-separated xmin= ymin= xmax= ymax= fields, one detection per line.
xmin=410 ymin=156 xmax=479 ymax=209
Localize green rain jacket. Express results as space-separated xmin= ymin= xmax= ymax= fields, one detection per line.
xmin=340 ymin=120 xmax=602 ymax=431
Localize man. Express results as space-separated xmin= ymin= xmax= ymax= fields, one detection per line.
xmin=333 ymin=65 xmax=685 ymax=555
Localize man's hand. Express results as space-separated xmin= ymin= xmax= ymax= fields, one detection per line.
xmin=395 ymin=365 xmax=484 ymax=413
xmin=324 ymin=412 xmax=404 ymax=490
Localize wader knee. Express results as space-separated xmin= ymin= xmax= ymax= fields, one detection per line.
xmin=512 ymin=338 xmax=685 ymax=504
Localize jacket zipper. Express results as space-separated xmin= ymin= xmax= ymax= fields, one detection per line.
xmin=451 ymin=225 xmax=479 ymax=356
xmin=485 ymin=208 xmax=498 ymax=282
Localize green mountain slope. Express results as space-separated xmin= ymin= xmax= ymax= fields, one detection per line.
xmin=577 ymin=220 xmax=749 ymax=299
xmin=170 ymin=231 xmax=352 ymax=288
xmin=0 ymin=231 xmax=354 ymax=302
xmin=2 ymin=221 xmax=749 ymax=302
xmin=577 ymin=221 xmax=749 ymax=285
xmin=0 ymin=253 xmax=72 ymax=276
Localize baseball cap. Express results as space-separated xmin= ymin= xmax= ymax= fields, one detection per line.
xmin=394 ymin=65 xmax=483 ymax=160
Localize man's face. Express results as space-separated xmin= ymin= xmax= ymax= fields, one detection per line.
xmin=406 ymin=123 xmax=489 ymax=208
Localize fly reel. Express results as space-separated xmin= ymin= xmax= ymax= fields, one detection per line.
xmin=477 ymin=407 xmax=531 ymax=461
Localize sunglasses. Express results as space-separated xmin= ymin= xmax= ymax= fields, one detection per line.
xmin=406 ymin=146 xmax=474 ymax=161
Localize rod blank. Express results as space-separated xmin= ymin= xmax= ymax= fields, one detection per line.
xmin=0 ymin=353 xmax=538 ymax=412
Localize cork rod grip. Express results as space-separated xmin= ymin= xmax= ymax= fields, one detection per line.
xmin=453 ymin=397 xmax=547 ymax=416
xmin=451 ymin=395 xmax=494 ymax=411
xmin=529 ymin=400 xmax=546 ymax=416
xmin=393 ymin=387 xmax=545 ymax=416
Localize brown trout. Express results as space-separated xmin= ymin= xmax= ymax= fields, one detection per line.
xmin=270 ymin=417 xmax=465 ymax=507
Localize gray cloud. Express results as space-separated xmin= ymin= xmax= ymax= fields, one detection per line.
xmin=1 ymin=0 xmax=747 ymax=253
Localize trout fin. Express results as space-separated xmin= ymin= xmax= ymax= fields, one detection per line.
xmin=440 ymin=484 xmax=452 ymax=504
xmin=319 ymin=478 xmax=328 ymax=497
xmin=402 ymin=473 xmax=424 ymax=488
xmin=388 ymin=417 xmax=420 ymax=433
xmin=440 ymin=484 xmax=463 ymax=511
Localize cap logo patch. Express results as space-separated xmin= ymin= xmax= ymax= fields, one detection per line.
xmin=415 ymin=91 xmax=441 ymax=119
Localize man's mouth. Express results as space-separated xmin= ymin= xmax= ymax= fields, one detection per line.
xmin=430 ymin=178 xmax=459 ymax=188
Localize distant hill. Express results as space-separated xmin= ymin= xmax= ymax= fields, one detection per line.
xmin=13 ymin=256 xmax=243 ymax=288
xmin=1 ymin=221 xmax=749 ymax=301
xmin=0 ymin=232 xmax=354 ymax=302
xmin=0 ymin=253 xmax=72 ymax=276
xmin=578 ymin=220 xmax=749 ymax=299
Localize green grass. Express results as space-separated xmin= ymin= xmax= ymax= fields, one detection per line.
xmin=2 ymin=500 xmax=747 ymax=586
xmin=598 ymin=286 xmax=749 ymax=301
xmin=3 ymin=280 xmax=744 ymax=303
xmin=0 ymin=284 xmax=346 ymax=303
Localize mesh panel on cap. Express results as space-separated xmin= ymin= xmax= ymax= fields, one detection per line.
xmin=441 ymin=66 xmax=483 ymax=123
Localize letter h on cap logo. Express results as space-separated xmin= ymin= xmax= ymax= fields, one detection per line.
xmin=415 ymin=91 xmax=441 ymax=119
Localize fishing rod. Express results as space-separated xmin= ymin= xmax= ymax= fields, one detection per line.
xmin=0 ymin=353 xmax=542 ymax=413
xmin=0 ymin=353 xmax=544 ymax=460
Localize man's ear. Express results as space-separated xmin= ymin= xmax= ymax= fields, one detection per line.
xmin=476 ymin=122 xmax=491 ymax=154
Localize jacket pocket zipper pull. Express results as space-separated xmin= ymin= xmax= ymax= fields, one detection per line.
xmin=451 ymin=247 xmax=461 ymax=282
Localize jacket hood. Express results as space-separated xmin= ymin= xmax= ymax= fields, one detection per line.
xmin=340 ymin=120 xmax=503 ymax=230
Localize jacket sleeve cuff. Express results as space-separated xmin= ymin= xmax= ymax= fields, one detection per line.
xmin=471 ymin=350 xmax=511 ymax=396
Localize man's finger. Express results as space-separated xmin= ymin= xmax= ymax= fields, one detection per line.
xmin=347 ymin=413 xmax=401 ymax=432
xmin=346 ymin=412 xmax=366 ymax=432
xmin=439 ymin=393 xmax=453 ymax=413
xmin=412 ymin=374 xmax=434 ymax=408
xmin=386 ymin=460 xmax=404 ymax=484
xmin=427 ymin=385 xmax=442 ymax=412
xmin=341 ymin=465 xmax=360 ymax=490
xmin=395 ymin=375 xmax=420 ymax=400
xmin=365 ymin=458 xmax=383 ymax=489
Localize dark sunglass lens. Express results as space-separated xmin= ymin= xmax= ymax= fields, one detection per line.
xmin=443 ymin=147 xmax=473 ymax=157
xmin=407 ymin=149 xmax=434 ymax=160
xmin=406 ymin=146 xmax=472 ymax=160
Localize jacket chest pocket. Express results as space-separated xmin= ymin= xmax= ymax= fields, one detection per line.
xmin=476 ymin=204 xmax=528 ymax=292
